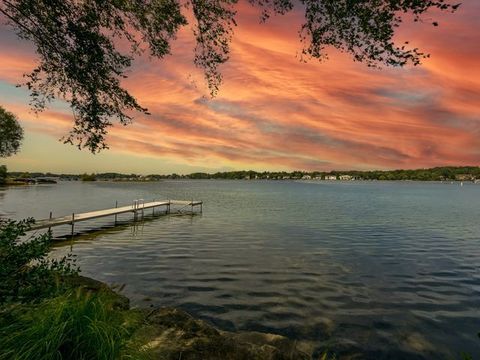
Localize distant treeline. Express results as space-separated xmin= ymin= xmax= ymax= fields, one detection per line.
xmin=185 ymin=166 xmax=480 ymax=181
xmin=6 ymin=166 xmax=480 ymax=182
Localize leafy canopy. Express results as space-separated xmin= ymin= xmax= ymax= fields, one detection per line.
xmin=0 ymin=0 xmax=460 ymax=152
xmin=0 ymin=165 xmax=6 ymax=185
xmin=0 ymin=105 xmax=23 ymax=157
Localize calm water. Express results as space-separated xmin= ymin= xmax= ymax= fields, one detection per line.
xmin=1 ymin=180 xmax=479 ymax=359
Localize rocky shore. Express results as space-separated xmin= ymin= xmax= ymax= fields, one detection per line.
xmin=72 ymin=275 xmax=313 ymax=360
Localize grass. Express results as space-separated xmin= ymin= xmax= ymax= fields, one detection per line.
xmin=0 ymin=289 xmax=149 ymax=360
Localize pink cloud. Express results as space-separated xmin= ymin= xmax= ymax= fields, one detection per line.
xmin=0 ymin=2 xmax=478 ymax=171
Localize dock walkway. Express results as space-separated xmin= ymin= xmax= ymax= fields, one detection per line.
xmin=31 ymin=199 xmax=202 ymax=232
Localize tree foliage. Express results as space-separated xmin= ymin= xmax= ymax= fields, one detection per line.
xmin=0 ymin=165 xmax=6 ymax=185
xmin=0 ymin=0 xmax=460 ymax=152
xmin=80 ymin=173 xmax=97 ymax=181
xmin=0 ymin=105 xmax=23 ymax=157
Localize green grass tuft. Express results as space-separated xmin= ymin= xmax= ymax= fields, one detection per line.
xmin=0 ymin=289 xmax=149 ymax=360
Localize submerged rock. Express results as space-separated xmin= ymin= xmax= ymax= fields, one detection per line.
xmin=69 ymin=276 xmax=312 ymax=359
xmin=138 ymin=307 xmax=312 ymax=360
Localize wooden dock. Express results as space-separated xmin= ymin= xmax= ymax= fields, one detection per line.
xmin=30 ymin=200 xmax=203 ymax=233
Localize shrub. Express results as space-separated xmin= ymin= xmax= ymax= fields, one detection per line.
xmin=0 ymin=219 xmax=78 ymax=304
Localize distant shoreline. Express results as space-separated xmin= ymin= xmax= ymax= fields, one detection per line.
xmin=4 ymin=166 xmax=480 ymax=183
xmin=2 ymin=179 xmax=479 ymax=188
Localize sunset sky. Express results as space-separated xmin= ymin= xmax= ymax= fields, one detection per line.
xmin=1 ymin=1 xmax=479 ymax=174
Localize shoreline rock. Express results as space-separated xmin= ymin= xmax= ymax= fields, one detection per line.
xmin=138 ymin=307 xmax=312 ymax=360
xmin=71 ymin=275 xmax=313 ymax=360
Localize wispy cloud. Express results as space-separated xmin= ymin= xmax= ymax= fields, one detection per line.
xmin=0 ymin=1 xmax=479 ymax=172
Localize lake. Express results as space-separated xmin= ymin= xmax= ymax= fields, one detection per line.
xmin=1 ymin=180 xmax=479 ymax=359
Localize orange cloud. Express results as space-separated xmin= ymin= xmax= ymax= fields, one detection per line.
xmin=0 ymin=2 xmax=479 ymax=172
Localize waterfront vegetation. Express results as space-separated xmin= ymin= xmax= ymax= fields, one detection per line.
xmin=0 ymin=291 xmax=148 ymax=360
xmin=0 ymin=219 xmax=77 ymax=305
xmin=0 ymin=165 xmax=6 ymax=185
xmin=4 ymin=166 xmax=480 ymax=183
xmin=184 ymin=166 xmax=480 ymax=181
xmin=80 ymin=173 xmax=97 ymax=182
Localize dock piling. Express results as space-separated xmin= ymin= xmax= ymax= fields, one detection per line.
xmin=114 ymin=201 xmax=118 ymax=225
xmin=133 ymin=200 xmax=138 ymax=221
xmin=71 ymin=213 xmax=75 ymax=238
xmin=48 ymin=211 xmax=52 ymax=232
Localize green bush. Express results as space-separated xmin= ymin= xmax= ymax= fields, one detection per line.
xmin=0 ymin=219 xmax=78 ymax=304
xmin=0 ymin=290 xmax=148 ymax=360
xmin=81 ymin=173 xmax=97 ymax=181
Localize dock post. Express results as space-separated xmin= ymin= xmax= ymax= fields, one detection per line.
xmin=71 ymin=213 xmax=75 ymax=238
xmin=200 ymin=202 xmax=203 ymax=214
xmin=114 ymin=201 xmax=118 ymax=225
xmin=191 ymin=199 xmax=194 ymax=213
xmin=133 ymin=200 xmax=138 ymax=221
xmin=152 ymin=199 xmax=155 ymax=216
xmin=48 ymin=211 xmax=52 ymax=232
xmin=141 ymin=199 xmax=144 ymax=219
xmin=167 ymin=200 xmax=171 ymax=214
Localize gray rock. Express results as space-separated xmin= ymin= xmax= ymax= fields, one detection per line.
xmin=138 ymin=307 xmax=313 ymax=360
